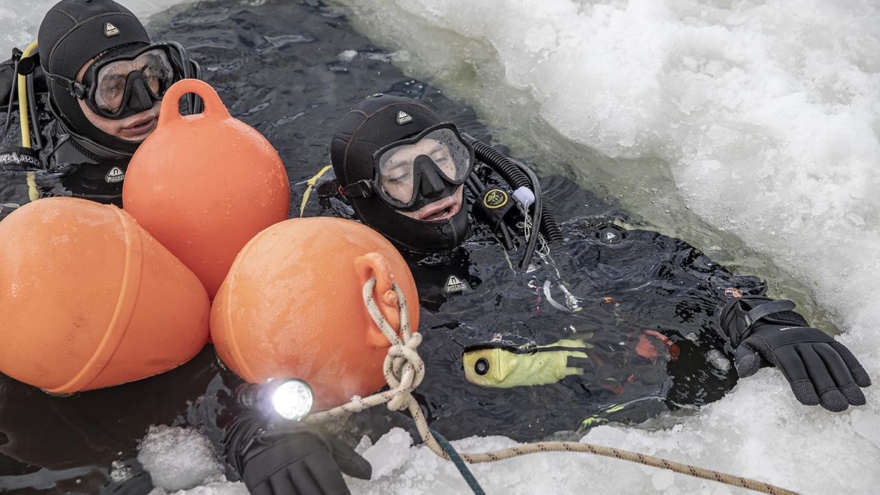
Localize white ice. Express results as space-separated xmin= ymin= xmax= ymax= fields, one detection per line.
xmin=136 ymin=425 xmax=235 ymax=494
xmin=3 ymin=0 xmax=880 ymax=494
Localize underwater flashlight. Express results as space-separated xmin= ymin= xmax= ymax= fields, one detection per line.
xmin=237 ymin=378 xmax=314 ymax=421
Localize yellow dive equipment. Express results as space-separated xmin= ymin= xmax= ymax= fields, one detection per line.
xmin=15 ymin=41 xmax=39 ymax=201
xmin=463 ymin=338 xmax=593 ymax=388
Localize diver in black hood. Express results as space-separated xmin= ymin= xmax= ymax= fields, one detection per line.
xmin=0 ymin=0 xmax=201 ymax=217
xmin=330 ymin=93 xmax=471 ymax=253
xmin=326 ymin=93 xmax=870 ymax=432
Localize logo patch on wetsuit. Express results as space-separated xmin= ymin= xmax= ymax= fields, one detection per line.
xmin=444 ymin=275 xmax=468 ymax=294
xmin=395 ymin=111 xmax=412 ymax=125
xmin=593 ymin=224 xmax=626 ymax=244
xmin=482 ymin=189 xmax=509 ymax=209
xmin=103 ymin=22 xmax=120 ymax=38
xmin=105 ymin=167 xmax=125 ymax=183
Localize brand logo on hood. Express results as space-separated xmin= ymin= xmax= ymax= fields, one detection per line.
xmin=395 ymin=110 xmax=413 ymax=125
xmin=103 ymin=22 xmax=120 ymax=38
xmin=105 ymin=166 xmax=125 ymax=183
xmin=444 ymin=275 xmax=468 ymax=294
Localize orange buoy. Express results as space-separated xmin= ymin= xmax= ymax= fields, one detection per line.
xmin=211 ymin=217 xmax=420 ymax=410
xmin=123 ymin=79 xmax=290 ymax=299
xmin=0 ymin=197 xmax=210 ymax=394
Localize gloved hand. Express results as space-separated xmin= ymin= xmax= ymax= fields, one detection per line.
xmin=719 ymin=296 xmax=871 ymax=412
xmin=224 ymin=412 xmax=371 ymax=495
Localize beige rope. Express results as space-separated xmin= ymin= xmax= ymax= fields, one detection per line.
xmin=305 ymin=278 xmax=800 ymax=495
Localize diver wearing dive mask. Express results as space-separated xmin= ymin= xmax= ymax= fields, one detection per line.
xmin=0 ymin=0 xmax=199 ymax=213
xmin=331 ymin=95 xmax=471 ymax=253
xmin=329 ymin=94 xmax=561 ymax=257
xmin=327 ymin=93 xmax=870 ymax=431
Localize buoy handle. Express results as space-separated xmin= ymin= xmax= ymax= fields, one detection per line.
xmin=355 ymin=252 xmax=400 ymax=347
xmin=158 ymin=79 xmax=230 ymax=127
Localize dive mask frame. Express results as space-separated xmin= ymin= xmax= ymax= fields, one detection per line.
xmin=343 ymin=122 xmax=476 ymax=212
xmin=45 ymin=43 xmax=182 ymax=121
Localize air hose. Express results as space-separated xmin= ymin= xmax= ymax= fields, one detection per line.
xmin=470 ymin=140 xmax=563 ymax=244
xmin=18 ymin=41 xmax=39 ymax=202
xmin=17 ymin=42 xmax=38 ymax=150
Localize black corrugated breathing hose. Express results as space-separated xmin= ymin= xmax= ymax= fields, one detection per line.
xmin=469 ymin=140 xmax=563 ymax=245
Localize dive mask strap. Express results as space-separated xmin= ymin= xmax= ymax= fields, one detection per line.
xmin=44 ymin=72 xmax=88 ymax=100
xmin=342 ymin=179 xmax=374 ymax=199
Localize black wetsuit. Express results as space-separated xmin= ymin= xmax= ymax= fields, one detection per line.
xmin=0 ymin=55 xmax=132 ymax=221
xmin=394 ymin=178 xmax=768 ymax=442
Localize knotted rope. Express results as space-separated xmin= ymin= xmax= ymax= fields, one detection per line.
xmin=305 ymin=278 xmax=799 ymax=495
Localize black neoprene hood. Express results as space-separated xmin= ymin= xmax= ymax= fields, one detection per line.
xmin=38 ymin=0 xmax=151 ymax=157
xmin=330 ymin=94 xmax=470 ymax=253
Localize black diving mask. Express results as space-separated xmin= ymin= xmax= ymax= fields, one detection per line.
xmin=46 ymin=44 xmax=179 ymax=120
xmin=344 ymin=123 xmax=475 ymax=212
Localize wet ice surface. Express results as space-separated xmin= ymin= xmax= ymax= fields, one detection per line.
xmin=3 ymin=0 xmax=880 ymax=493
xmin=144 ymin=373 xmax=880 ymax=494
xmin=137 ymin=426 xmax=227 ymax=493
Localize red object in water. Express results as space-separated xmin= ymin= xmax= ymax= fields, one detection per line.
xmin=639 ymin=329 xmax=681 ymax=361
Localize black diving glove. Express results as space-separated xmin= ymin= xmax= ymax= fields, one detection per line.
xmin=719 ymin=296 xmax=871 ymax=412
xmin=224 ymin=412 xmax=371 ymax=495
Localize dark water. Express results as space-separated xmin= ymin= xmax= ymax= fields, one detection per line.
xmin=147 ymin=0 xmax=491 ymax=218
xmin=0 ymin=349 xmax=238 ymax=494
xmin=0 ymin=0 xmax=766 ymax=492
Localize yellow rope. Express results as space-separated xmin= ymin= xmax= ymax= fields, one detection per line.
xmin=298 ymin=165 xmax=332 ymax=217
xmin=305 ymin=278 xmax=801 ymax=495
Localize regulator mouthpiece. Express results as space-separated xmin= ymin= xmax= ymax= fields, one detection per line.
xmin=237 ymin=378 xmax=314 ymax=421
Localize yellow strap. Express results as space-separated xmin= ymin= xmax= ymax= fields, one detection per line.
xmin=18 ymin=41 xmax=38 ymax=150
xmin=19 ymin=42 xmax=39 ymax=202
xmin=26 ymin=172 xmax=38 ymax=202
xmin=299 ymin=165 xmax=332 ymax=217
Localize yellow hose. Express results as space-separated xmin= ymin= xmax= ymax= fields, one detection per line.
xmin=299 ymin=164 xmax=332 ymax=217
xmin=18 ymin=41 xmax=38 ymax=201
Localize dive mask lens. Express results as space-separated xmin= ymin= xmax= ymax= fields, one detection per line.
xmin=374 ymin=124 xmax=474 ymax=208
xmin=85 ymin=46 xmax=176 ymax=119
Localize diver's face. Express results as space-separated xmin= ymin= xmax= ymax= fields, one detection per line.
xmin=76 ymin=59 xmax=160 ymax=142
xmin=381 ymin=138 xmax=464 ymax=221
